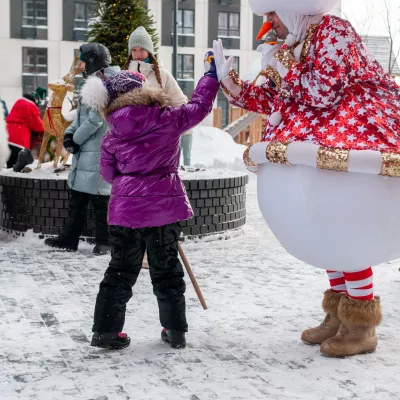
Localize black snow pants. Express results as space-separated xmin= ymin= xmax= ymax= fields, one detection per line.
xmin=92 ymin=223 xmax=187 ymax=333
xmin=61 ymin=190 xmax=109 ymax=246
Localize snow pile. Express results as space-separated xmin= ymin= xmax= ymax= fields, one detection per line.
xmin=191 ymin=126 xmax=247 ymax=171
xmin=0 ymin=160 xmax=70 ymax=180
xmin=179 ymin=168 xmax=246 ymax=181
xmin=63 ymin=108 xmax=77 ymax=122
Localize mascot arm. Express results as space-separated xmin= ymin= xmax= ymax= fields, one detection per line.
xmin=220 ymin=70 xmax=275 ymax=114
xmin=280 ymin=20 xmax=357 ymax=108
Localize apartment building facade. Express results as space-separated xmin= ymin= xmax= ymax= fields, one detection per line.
xmin=0 ymin=0 xmax=343 ymax=126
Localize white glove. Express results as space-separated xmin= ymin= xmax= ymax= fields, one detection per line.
xmin=212 ymin=39 xmax=234 ymax=82
xmin=257 ymin=43 xmax=282 ymax=71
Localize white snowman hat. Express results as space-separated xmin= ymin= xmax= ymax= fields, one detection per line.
xmin=249 ymin=0 xmax=339 ymax=16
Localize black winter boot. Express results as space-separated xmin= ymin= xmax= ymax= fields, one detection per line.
xmin=91 ymin=332 xmax=131 ymax=350
xmin=161 ymin=328 xmax=186 ymax=349
xmin=44 ymin=236 xmax=78 ymax=252
xmin=13 ymin=148 xmax=34 ymax=172
xmin=93 ymin=243 xmax=110 ymax=256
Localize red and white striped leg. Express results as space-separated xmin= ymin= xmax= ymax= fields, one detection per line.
xmin=327 ymin=270 xmax=347 ymax=293
xmin=343 ymin=267 xmax=374 ymax=301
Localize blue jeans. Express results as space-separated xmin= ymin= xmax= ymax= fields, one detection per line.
xmin=180 ymin=135 xmax=193 ymax=166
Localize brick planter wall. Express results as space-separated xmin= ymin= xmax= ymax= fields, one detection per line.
xmin=0 ymin=174 xmax=248 ymax=240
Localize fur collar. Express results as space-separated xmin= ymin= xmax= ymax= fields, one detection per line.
xmin=105 ymin=87 xmax=171 ymax=116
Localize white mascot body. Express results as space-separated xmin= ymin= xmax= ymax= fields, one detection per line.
xmin=219 ymin=0 xmax=400 ymax=272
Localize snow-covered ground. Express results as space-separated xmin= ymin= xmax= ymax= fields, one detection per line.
xmin=1 ymin=175 xmax=400 ymax=400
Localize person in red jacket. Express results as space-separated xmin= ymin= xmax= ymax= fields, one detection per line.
xmin=5 ymin=93 xmax=44 ymax=169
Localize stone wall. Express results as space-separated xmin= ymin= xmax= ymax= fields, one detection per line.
xmin=0 ymin=174 xmax=248 ymax=239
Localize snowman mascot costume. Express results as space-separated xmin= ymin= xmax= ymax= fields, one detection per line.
xmin=214 ymin=0 xmax=400 ymax=357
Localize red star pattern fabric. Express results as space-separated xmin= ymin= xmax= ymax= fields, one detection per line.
xmin=229 ymin=15 xmax=400 ymax=152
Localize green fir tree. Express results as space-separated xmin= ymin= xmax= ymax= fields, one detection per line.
xmin=88 ymin=0 xmax=159 ymax=68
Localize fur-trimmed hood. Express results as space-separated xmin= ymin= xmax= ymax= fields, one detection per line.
xmin=105 ymin=86 xmax=172 ymax=116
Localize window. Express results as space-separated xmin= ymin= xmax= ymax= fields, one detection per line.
xmin=176 ymin=54 xmax=195 ymax=98
xmin=22 ymin=48 xmax=48 ymax=94
xmin=74 ymin=2 xmax=95 ymax=41
xmin=218 ymin=12 xmax=240 ymax=37
xmin=217 ymin=96 xmax=230 ymax=128
xmin=177 ymin=54 xmax=194 ymax=80
xmin=22 ymin=0 xmax=48 ymax=39
xmin=174 ymin=9 xmax=195 ymax=35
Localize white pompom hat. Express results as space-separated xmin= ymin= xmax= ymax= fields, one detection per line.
xmin=249 ymin=0 xmax=339 ymax=16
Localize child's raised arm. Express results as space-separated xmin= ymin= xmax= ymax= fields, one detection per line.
xmin=147 ymin=52 xmax=220 ymax=137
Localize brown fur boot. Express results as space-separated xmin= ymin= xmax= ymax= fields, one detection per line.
xmin=320 ymin=296 xmax=381 ymax=357
xmin=301 ymin=290 xmax=344 ymax=345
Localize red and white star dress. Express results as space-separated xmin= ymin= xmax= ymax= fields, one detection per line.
xmin=221 ymin=15 xmax=400 ymax=271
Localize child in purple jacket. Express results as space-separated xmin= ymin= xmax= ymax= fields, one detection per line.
xmin=80 ymin=52 xmax=219 ymax=350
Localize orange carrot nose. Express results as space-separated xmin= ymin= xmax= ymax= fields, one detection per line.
xmin=256 ymin=21 xmax=273 ymax=41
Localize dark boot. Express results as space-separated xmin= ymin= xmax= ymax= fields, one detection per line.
xmin=93 ymin=243 xmax=110 ymax=256
xmin=44 ymin=235 xmax=78 ymax=252
xmin=161 ymin=328 xmax=186 ymax=349
xmin=91 ymin=332 xmax=131 ymax=349
xmin=13 ymin=148 xmax=34 ymax=172
xmin=6 ymin=144 xmax=21 ymax=169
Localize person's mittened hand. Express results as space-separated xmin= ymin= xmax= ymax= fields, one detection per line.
xmin=212 ymin=39 xmax=234 ymax=82
xmin=204 ymin=51 xmax=218 ymax=80
xmin=63 ymin=133 xmax=81 ymax=155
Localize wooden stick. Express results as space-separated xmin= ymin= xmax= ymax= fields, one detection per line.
xmin=178 ymin=242 xmax=208 ymax=310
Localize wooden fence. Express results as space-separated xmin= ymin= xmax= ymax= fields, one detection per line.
xmin=213 ymin=106 xmax=265 ymax=146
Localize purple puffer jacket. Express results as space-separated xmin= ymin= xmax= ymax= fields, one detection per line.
xmin=101 ymin=76 xmax=219 ymax=229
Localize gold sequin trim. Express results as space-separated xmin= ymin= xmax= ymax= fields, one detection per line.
xmin=266 ymin=141 xmax=290 ymax=165
xmin=274 ymin=50 xmax=299 ymax=70
xmin=252 ymin=70 xmax=268 ymax=85
xmin=381 ymin=152 xmax=400 ymax=177
xmin=243 ymin=146 xmax=257 ymax=168
xmin=301 ymin=24 xmax=319 ymax=62
xmin=265 ymin=65 xmax=282 ymax=88
xmin=316 ymin=147 xmax=349 ymax=172
xmin=220 ymin=81 xmax=235 ymax=98
xmin=228 ymin=69 xmax=242 ymax=86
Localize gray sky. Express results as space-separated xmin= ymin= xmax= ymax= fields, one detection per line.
xmin=342 ymin=0 xmax=400 ymax=36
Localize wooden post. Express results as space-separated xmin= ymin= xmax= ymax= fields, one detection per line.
xmin=178 ymin=243 xmax=208 ymax=310
xmin=213 ymin=108 xmax=222 ymax=129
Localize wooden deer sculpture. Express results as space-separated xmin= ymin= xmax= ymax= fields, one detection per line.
xmin=36 ymin=57 xmax=81 ymax=169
